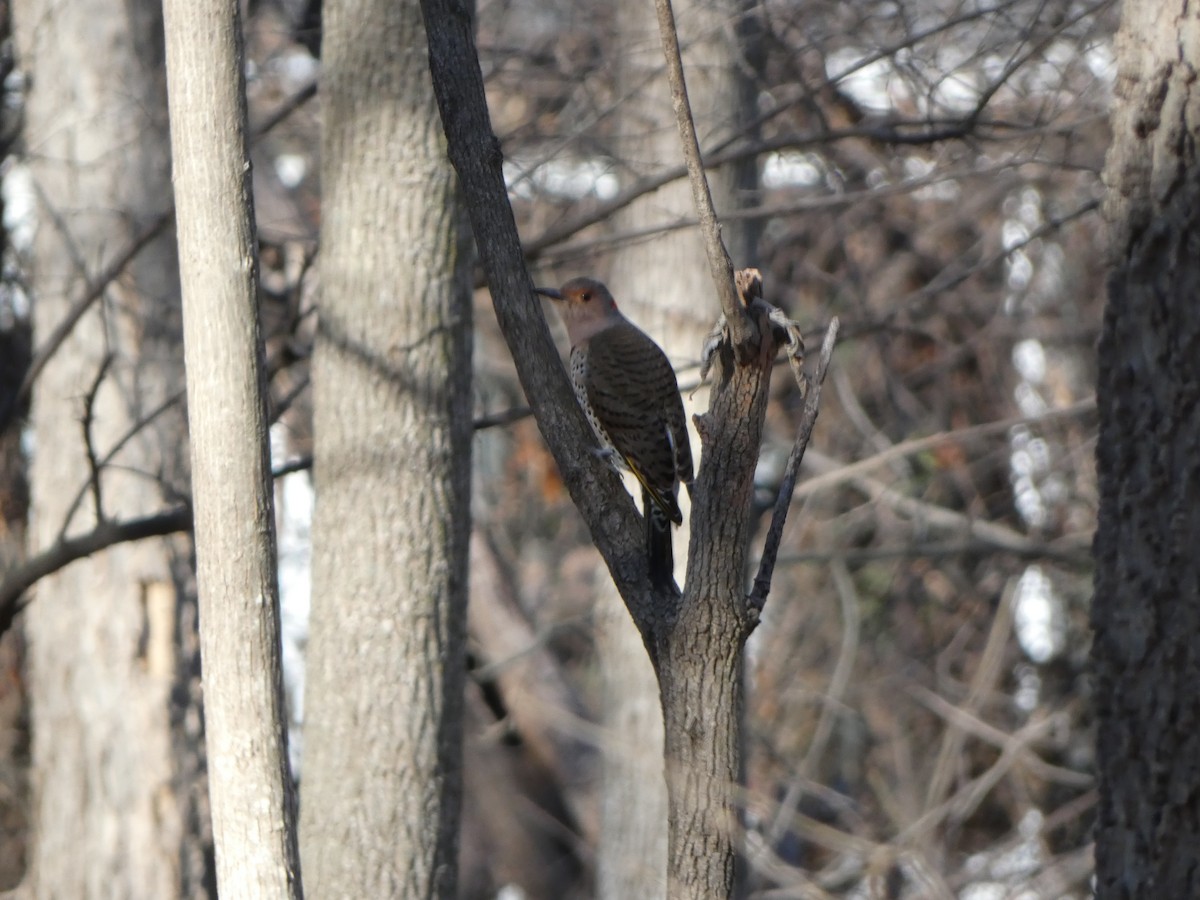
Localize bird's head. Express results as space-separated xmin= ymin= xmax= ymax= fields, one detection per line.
xmin=535 ymin=276 xmax=621 ymax=344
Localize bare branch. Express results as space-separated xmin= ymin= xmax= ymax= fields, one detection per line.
xmin=520 ymin=118 xmax=1034 ymax=267
xmin=0 ymin=505 xmax=193 ymax=636
xmin=249 ymin=78 xmax=317 ymax=140
xmin=651 ymin=0 xmax=750 ymax=350
xmin=18 ymin=211 xmax=173 ymax=408
xmin=749 ymin=316 xmax=839 ymax=614
xmin=78 ymin=353 xmax=114 ymax=532
xmin=803 ymin=447 xmax=1052 ymax=557
xmin=794 ymin=397 xmax=1096 ymax=501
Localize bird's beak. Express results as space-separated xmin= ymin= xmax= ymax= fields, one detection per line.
xmin=534 ymin=287 xmax=562 ymax=301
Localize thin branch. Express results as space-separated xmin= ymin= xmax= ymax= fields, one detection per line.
xmin=539 ymin=158 xmax=1028 ymax=263
xmin=749 ymin=316 xmax=840 ymax=613
xmin=271 ymin=455 xmax=312 ymax=479
xmin=803 ymin=448 xmax=1053 ymax=557
xmin=651 ymin=0 xmax=749 ymax=350
xmin=57 ymin=387 xmax=190 ymax=538
xmin=519 ymin=117 xmax=1073 ymax=267
xmin=922 ymin=578 xmax=1014 ymax=826
xmin=473 ymin=404 xmax=533 ymax=431
xmin=17 ymin=211 xmax=173 ymax=408
xmin=794 ymin=397 xmax=1096 ymax=501
xmin=777 ymin=537 xmax=1092 ymax=567
xmin=908 ymin=681 xmax=1093 ymax=788
xmin=249 ymin=78 xmax=317 ymax=140
xmin=895 ymin=714 xmax=1063 ymax=845
xmin=79 ymin=353 xmax=114 ymax=531
xmin=0 ymin=505 xmax=193 ymax=636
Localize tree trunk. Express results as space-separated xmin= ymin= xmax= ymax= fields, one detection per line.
xmin=163 ymin=0 xmax=302 ymax=896
xmin=1092 ymin=1 xmax=1200 ymax=896
xmin=599 ymin=1 xmax=758 ymax=895
xmin=660 ymin=308 xmax=775 ymax=899
xmin=298 ymin=0 xmax=474 ymax=893
xmin=14 ymin=1 xmax=212 ymax=895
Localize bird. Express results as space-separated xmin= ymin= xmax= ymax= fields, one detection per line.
xmin=535 ymin=277 xmax=693 ymax=589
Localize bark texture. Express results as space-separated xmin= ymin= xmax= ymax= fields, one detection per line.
xmin=163 ymin=0 xmax=302 ymax=896
xmin=15 ymin=1 xmax=211 ymax=895
xmin=1093 ymin=1 xmax=1200 ymax=896
xmin=659 ymin=301 xmax=777 ymax=899
xmin=298 ymin=0 xmax=474 ymax=894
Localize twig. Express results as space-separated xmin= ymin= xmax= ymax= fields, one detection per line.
xmin=748 ymin=316 xmax=840 ymax=613
xmin=896 ymin=714 xmax=1062 ymax=845
xmin=922 ymin=580 xmax=1015 ymax=822
xmin=777 ymin=537 xmax=1092 ymax=567
xmin=908 ymin=682 xmax=1093 ymax=788
xmin=473 ymin=404 xmax=532 ymax=431
xmin=802 ymin=448 xmax=1054 ymax=557
xmin=271 ymin=455 xmax=312 ymax=479
xmin=651 ymin=0 xmax=750 ymax=352
xmin=79 ymin=354 xmax=114 ymax=530
xmin=17 ymin=211 xmax=173 ymax=408
xmin=0 ymin=505 xmax=193 ymax=636
xmin=793 ymin=398 xmax=1096 ymax=502
xmin=57 ymin=388 xmax=188 ymax=541
xmin=250 ymin=78 xmax=317 ymax=140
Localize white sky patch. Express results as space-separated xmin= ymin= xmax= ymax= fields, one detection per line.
xmin=3 ymin=162 xmax=36 ymax=254
xmin=903 ymin=157 xmax=961 ymax=201
xmin=272 ymin=424 xmax=313 ymax=775
xmin=274 ymin=153 xmax=308 ymax=189
xmin=826 ymin=48 xmax=901 ymax=113
xmin=504 ymin=156 xmax=619 ymax=201
xmin=761 ymin=151 xmax=826 ymax=188
xmin=1086 ymin=41 xmax=1116 ymax=85
xmin=1014 ymin=663 xmax=1041 ymax=713
xmin=1013 ymin=339 xmax=1047 ymax=384
xmin=1010 ymin=420 xmax=1051 ymax=526
xmin=962 ymin=808 xmax=1046 ymax=896
xmin=1013 ymin=565 xmax=1065 ymax=664
xmin=1013 ymin=380 xmax=1048 ymax=418
xmin=1007 ymin=250 xmax=1034 ymax=291
xmin=276 ymin=49 xmax=319 ymax=85
xmin=931 ymin=67 xmax=982 ymax=113
xmin=1002 ymin=219 xmax=1031 ymax=251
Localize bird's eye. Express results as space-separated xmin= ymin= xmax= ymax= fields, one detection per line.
xmin=581 ymin=292 xmax=592 ymax=301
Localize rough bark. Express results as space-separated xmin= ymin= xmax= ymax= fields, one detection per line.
xmin=1092 ymin=1 xmax=1200 ymax=897
xmin=598 ymin=0 xmax=757 ymax=892
xmin=14 ymin=0 xmax=212 ymax=895
xmin=298 ymin=0 xmax=474 ymax=894
xmin=659 ymin=301 xmax=777 ymax=899
xmin=163 ymin=0 xmax=302 ymax=896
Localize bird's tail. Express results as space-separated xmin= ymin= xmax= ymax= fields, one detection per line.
xmin=644 ymin=487 xmax=676 ymax=590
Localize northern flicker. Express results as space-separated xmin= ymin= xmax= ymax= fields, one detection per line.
xmin=536 ymin=277 xmax=694 ymax=588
